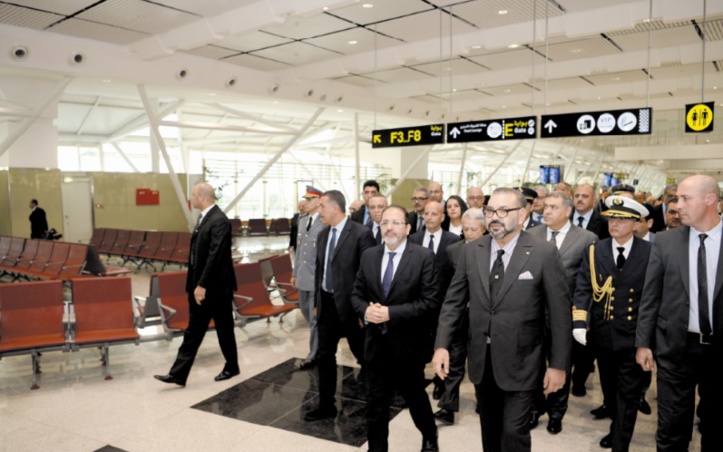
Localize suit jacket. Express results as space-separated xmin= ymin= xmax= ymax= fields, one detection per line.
xmin=407 ymin=211 xmax=426 ymax=233
xmin=350 ymin=205 xmax=368 ymax=224
xmin=408 ymin=230 xmax=460 ymax=303
xmin=352 ymin=242 xmax=438 ymax=362
xmin=186 ymin=205 xmax=237 ymax=298
xmin=289 ymin=212 xmax=300 ymax=249
xmin=528 ymin=224 xmax=598 ymax=294
xmin=29 ymin=207 xmax=48 ymax=239
xmin=573 ymin=209 xmax=610 ymax=240
xmin=636 ymin=227 xmax=723 ymax=364
xmin=436 ymin=231 xmax=571 ymax=390
xmin=292 ymin=213 xmax=325 ymax=291
xmin=574 ymin=237 xmax=652 ymax=351
xmin=524 ymin=215 xmax=541 ymax=230
xmin=650 ymin=204 xmax=666 ymax=233
xmin=445 ymin=239 xmax=465 ymax=273
xmin=315 ymin=220 xmax=376 ymax=326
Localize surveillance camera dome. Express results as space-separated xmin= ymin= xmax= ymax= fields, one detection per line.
xmin=225 ymin=77 xmax=237 ymax=87
xmin=70 ymin=52 xmax=84 ymax=65
xmin=176 ymin=68 xmax=188 ymax=79
xmin=10 ymin=45 xmax=29 ymax=61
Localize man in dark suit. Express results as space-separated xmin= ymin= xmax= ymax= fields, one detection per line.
xmin=305 ymin=190 xmax=376 ymax=421
xmin=350 ymin=180 xmax=380 ymax=225
xmin=528 ymin=190 xmax=597 ymax=434
xmin=663 ymin=197 xmax=683 ymax=230
xmin=636 ymin=174 xmax=723 ymax=451
xmin=650 ymin=182 xmax=677 ymax=233
xmin=289 ymin=199 xmax=306 ymax=251
xmin=514 ymin=187 xmax=541 ymax=230
xmin=352 ymin=205 xmax=440 ymax=452
xmin=368 ymin=194 xmax=387 ymax=245
xmin=29 ymin=199 xmax=48 ymax=239
xmin=573 ymin=183 xmax=610 ymax=240
xmin=432 ymin=207 xmax=486 ymax=425
xmin=408 ymin=187 xmax=430 ymax=233
xmin=434 ymin=187 xmax=571 ymax=452
xmin=154 ymin=183 xmax=239 ymax=386
xmin=574 ymin=196 xmax=652 ymax=450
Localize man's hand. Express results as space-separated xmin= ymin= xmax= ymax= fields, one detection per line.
xmin=543 ymin=368 xmax=566 ymax=395
xmin=290 ymin=276 xmax=297 ymax=289
xmin=572 ymin=328 xmax=587 ymax=346
xmin=194 ymin=286 xmax=206 ymax=305
xmin=365 ymin=302 xmax=389 ymax=324
xmin=432 ymin=348 xmax=450 ymax=380
xmin=636 ymin=347 xmax=655 ymax=372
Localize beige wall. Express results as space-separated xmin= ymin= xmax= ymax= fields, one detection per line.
xmin=389 ymin=178 xmax=429 ymax=214
xmin=0 ymin=170 xmax=10 ymax=236
xmin=91 ymin=172 xmax=190 ymax=232
xmin=8 ymin=168 xmax=63 ymax=238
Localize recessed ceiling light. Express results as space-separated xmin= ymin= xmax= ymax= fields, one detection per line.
xmin=597 ymin=96 xmax=601 ymax=100
xmin=348 ymin=40 xmax=358 ymax=45
xmin=571 ymin=49 xmax=582 ymax=53
xmin=498 ymin=10 xmax=508 ymax=15
xmin=502 ymin=106 xmax=506 ymax=109
xmin=508 ymin=44 xmax=519 ymax=49
xmin=208 ymin=93 xmax=216 ymax=96
xmin=362 ymin=3 xmax=373 ymax=8
xmin=714 ymin=86 xmax=718 ymax=90
xmin=472 ymin=45 xmax=482 ymax=49
xmin=337 ymin=109 xmax=344 ymax=112
xmin=102 ymin=79 xmax=111 ymax=83
xmin=323 ymin=6 xmax=328 ymax=11
xmin=642 ymin=18 xmax=651 ymax=23
xmin=504 ymin=89 xmax=511 ymax=93
xmin=272 ymin=100 xmax=279 ymax=104
xmin=613 ymin=77 xmax=620 ymax=81
xmin=452 ymin=88 xmax=457 ymax=92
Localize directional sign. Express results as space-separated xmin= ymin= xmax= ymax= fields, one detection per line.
xmin=540 ymin=108 xmax=652 ymax=138
xmin=447 ymin=116 xmax=536 ymax=143
xmin=685 ymin=102 xmax=714 ymax=133
xmin=372 ymin=124 xmax=445 ymax=148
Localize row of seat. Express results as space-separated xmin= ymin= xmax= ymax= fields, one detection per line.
xmin=90 ymin=228 xmax=191 ymax=272
xmin=0 ymin=255 xmax=300 ymax=389
xmin=230 ymin=218 xmax=292 ymax=237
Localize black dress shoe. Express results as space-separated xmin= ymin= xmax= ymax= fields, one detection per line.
xmin=154 ymin=374 xmax=185 ymax=386
xmin=432 ymin=376 xmax=445 ymax=400
xmin=599 ymin=433 xmax=613 ymax=448
xmin=638 ymin=397 xmax=652 ymax=415
xmin=214 ymin=370 xmax=240 ymax=382
xmin=434 ymin=408 xmax=455 ymax=425
xmin=298 ymin=358 xmax=316 ymax=370
xmin=421 ymin=436 xmax=439 ymax=452
xmin=546 ymin=417 xmax=562 ymax=434
xmin=571 ymin=385 xmax=587 ymax=397
xmin=304 ymin=405 xmax=337 ymax=421
xmin=529 ymin=411 xmax=542 ymax=429
xmin=591 ymin=404 xmax=610 ymax=419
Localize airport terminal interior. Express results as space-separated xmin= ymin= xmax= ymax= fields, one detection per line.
xmin=1 ymin=0 xmax=722 ymax=450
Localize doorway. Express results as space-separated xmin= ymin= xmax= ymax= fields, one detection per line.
xmin=61 ymin=177 xmax=93 ymax=243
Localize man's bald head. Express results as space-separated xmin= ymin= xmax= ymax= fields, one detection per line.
xmin=191 ymin=182 xmax=216 ymax=210
xmin=423 ymin=200 xmax=445 ymax=232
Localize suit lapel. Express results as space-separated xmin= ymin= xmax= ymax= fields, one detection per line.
xmin=332 ymin=221 xmax=353 ymax=261
xmin=679 ymin=227 xmax=691 ymax=298
xmin=558 ymin=226 xmax=577 ymax=258
xmin=385 ymin=245 xmax=410 ymax=301
xmin=477 ymin=237 xmax=491 ymax=302
xmin=494 ymin=233 xmax=532 ymax=306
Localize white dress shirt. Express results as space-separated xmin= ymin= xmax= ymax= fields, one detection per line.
xmin=547 ymin=221 xmax=572 ymax=250
xmin=423 ymin=229 xmax=442 ymax=254
xmin=688 ymin=219 xmax=722 ymax=334
xmin=380 ymin=240 xmax=407 ymax=286
xmin=575 ymin=209 xmax=594 ymax=230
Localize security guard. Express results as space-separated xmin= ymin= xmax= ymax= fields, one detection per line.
xmin=291 ymin=186 xmax=325 ymax=369
xmin=572 ymin=196 xmax=652 ymax=451
xmin=611 ymin=183 xmax=635 ymax=198
xmin=513 ymin=186 xmax=541 ymax=230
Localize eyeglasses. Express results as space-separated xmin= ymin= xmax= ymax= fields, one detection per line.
xmin=483 ymin=207 xmax=522 ymax=218
xmin=667 ymin=210 xmax=680 ymax=216
xmin=411 ymin=197 xmax=428 ymax=202
xmin=467 ymin=196 xmax=483 ymax=201
xmin=380 ymin=219 xmax=407 ymax=227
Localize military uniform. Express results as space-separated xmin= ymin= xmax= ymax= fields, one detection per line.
xmin=293 ymin=186 xmax=325 ymax=366
xmin=572 ymin=196 xmax=652 ymax=451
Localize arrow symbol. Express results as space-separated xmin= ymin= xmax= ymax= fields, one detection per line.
xmin=544 ymin=119 xmax=557 ymax=134
xmin=449 ymin=127 xmax=461 ymax=139
xmin=373 ymin=134 xmax=381 ymax=143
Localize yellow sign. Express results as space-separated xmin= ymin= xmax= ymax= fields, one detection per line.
xmin=686 ymin=102 xmax=714 ymax=132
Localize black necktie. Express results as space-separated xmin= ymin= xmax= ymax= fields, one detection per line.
xmin=490 ymin=249 xmax=505 ymax=300
xmin=417 ymin=216 xmax=423 ymax=232
xmin=306 ymin=216 xmax=312 ymax=232
xmin=374 ymin=225 xmax=381 ymax=245
xmin=428 ymin=234 xmax=435 ymax=252
xmin=194 ymin=213 xmax=202 ymax=231
xmin=325 ymin=228 xmax=337 ymax=291
xmin=616 ymin=246 xmax=626 ymax=269
xmin=382 ymin=252 xmax=396 ymax=298
xmin=550 ymin=230 xmax=559 ymax=246
xmin=698 ymin=234 xmax=712 ymax=335
xmin=577 ymin=216 xmax=584 ymax=228
xmin=366 ymin=218 xmax=373 ymax=229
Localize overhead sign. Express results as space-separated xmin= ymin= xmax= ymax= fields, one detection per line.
xmin=372 ymin=124 xmax=445 ymax=148
xmin=447 ymin=116 xmax=536 ymax=143
xmin=685 ymin=102 xmax=714 ymax=133
xmin=540 ymin=108 xmax=652 ymax=138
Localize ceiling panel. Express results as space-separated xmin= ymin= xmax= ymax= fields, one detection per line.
xmin=330 ymin=0 xmax=432 ymax=26
xmin=437 ymin=88 xmax=494 ymax=101
xmin=305 ymin=28 xmax=401 ymax=55
xmin=478 ymin=83 xmax=534 ymax=96
xmin=333 ymin=75 xmax=382 ymax=88
xmin=468 ymin=48 xmax=546 ymax=70
xmin=362 ymin=67 xmax=433 ymax=84
xmin=263 ymin=13 xmax=355 ymax=40
xmin=4 ymin=0 xmax=98 ymax=15
xmin=50 ymin=18 xmax=149 ymax=45
xmin=584 ymin=69 xmax=651 ymax=86
xmin=534 ymin=77 xmax=596 ymax=92
xmin=451 ymin=0 xmax=564 ymax=29
xmin=546 ymin=37 xmax=621 ymax=62
xmin=612 ymin=27 xmax=701 ymax=52
xmin=374 ymin=9 xmax=477 ymax=43
xmin=74 ymin=0 xmax=198 ymax=34
xmin=0 ymin=4 xmax=63 ymax=29
xmin=699 ymin=18 xmax=723 ymax=42
xmin=215 ymin=31 xmax=293 ymax=52
xmin=223 ymin=54 xmax=290 ymax=71
xmin=411 ymin=94 xmax=444 ymax=104
xmin=558 ymin=0 xmax=644 ymax=13
xmin=184 ymin=45 xmax=239 ymax=60
xmin=250 ymin=42 xmax=340 ymax=66
xmin=151 ymin=0 xmax=257 ymax=16
xmin=411 ymin=57 xmax=489 ymax=77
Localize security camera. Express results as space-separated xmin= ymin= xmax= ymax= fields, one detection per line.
xmin=10 ymin=45 xmax=29 ymax=61
xmin=176 ymin=68 xmax=188 ymax=79
xmin=335 ymin=95 xmax=344 ymax=103
xmin=305 ymin=89 xmax=314 ymax=97
xmin=70 ymin=52 xmax=84 ymax=65
xmin=269 ymin=84 xmax=279 ymax=93
xmin=225 ymin=77 xmax=237 ymax=88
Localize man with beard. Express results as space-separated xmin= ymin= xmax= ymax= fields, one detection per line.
xmin=664 ymin=197 xmax=682 ymax=230
xmin=408 ymin=187 xmax=430 ymax=233
xmin=352 ymin=205 xmax=439 ymax=452
xmin=434 ymin=187 xmax=571 ymax=452
xmin=574 ymin=183 xmax=610 ymax=240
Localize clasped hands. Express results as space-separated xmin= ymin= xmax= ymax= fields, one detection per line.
xmin=365 ymin=302 xmax=389 ymax=324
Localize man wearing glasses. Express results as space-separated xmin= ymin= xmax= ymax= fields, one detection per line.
xmin=664 ymin=196 xmax=682 ymax=230
xmin=352 ymin=205 xmax=440 ymax=452
xmin=467 ymin=187 xmax=485 ymax=209
xmin=434 ymin=187 xmax=571 ymax=452
xmin=408 ymin=187 xmax=429 ymax=233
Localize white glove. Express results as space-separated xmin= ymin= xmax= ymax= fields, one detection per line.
xmin=573 ymin=328 xmax=587 ymax=346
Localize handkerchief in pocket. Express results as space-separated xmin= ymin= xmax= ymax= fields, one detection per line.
xmin=518 ymin=271 xmax=534 ymax=280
